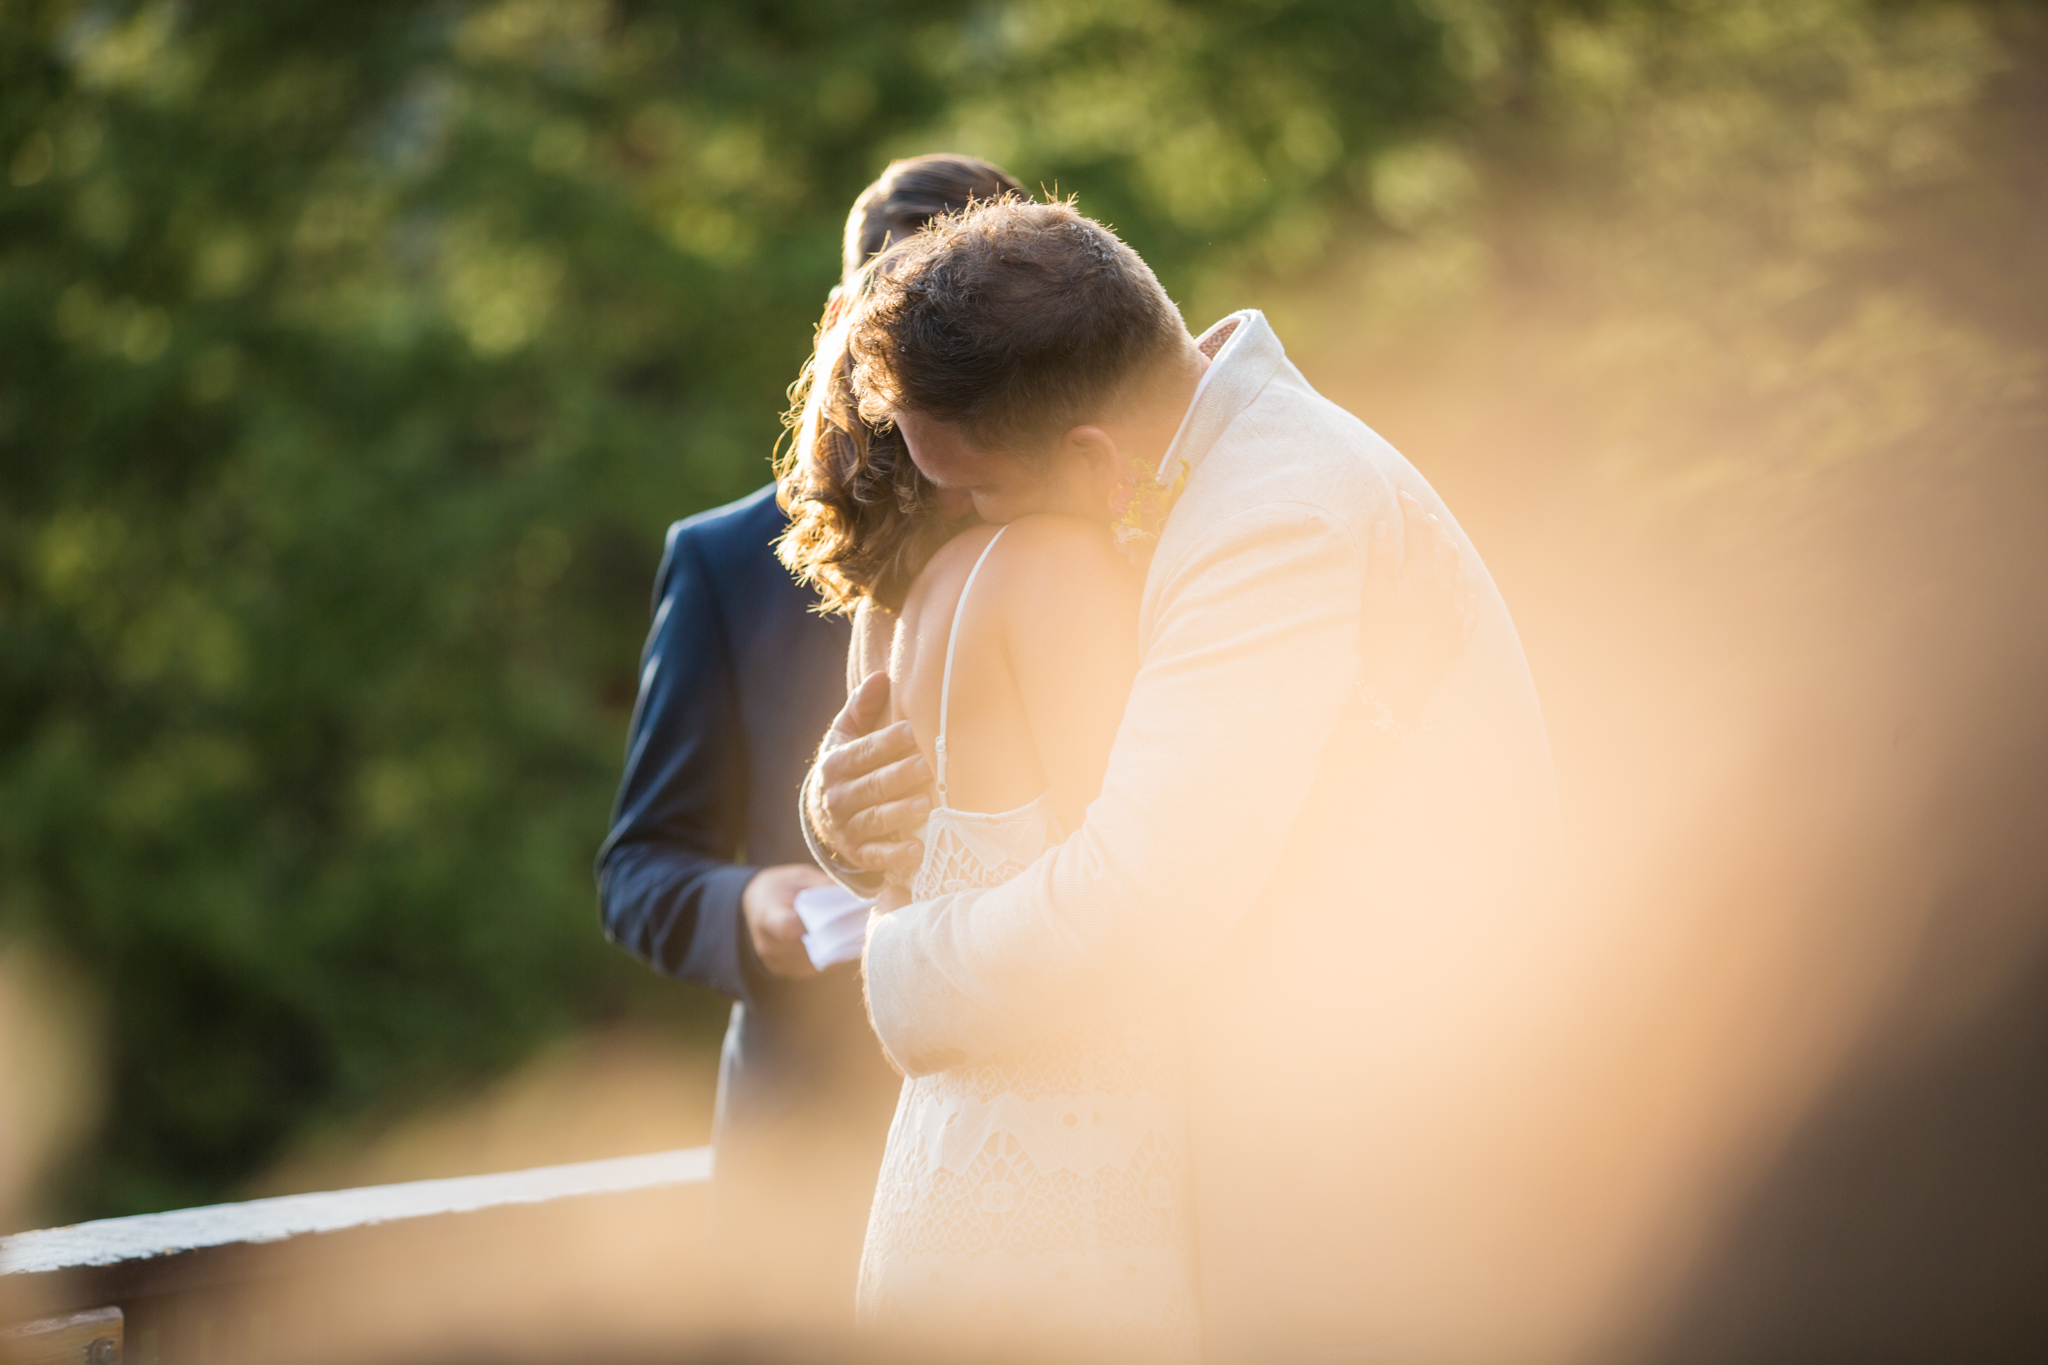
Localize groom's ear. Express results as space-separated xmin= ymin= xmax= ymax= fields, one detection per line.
xmin=1060 ymin=425 xmax=1122 ymax=486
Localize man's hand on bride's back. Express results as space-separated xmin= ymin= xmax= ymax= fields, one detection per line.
xmin=812 ymin=671 xmax=932 ymax=879
xmin=1360 ymin=490 xmax=1480 ymax=721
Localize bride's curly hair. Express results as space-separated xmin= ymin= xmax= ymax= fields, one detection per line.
xmin=775 ymin=297 xmax=954 ymax=615
xmin=776 ymin=155 xmax=1024 ymax=614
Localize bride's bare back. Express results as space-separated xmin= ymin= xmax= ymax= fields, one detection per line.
xmin=885 ymin=514 xmax=1141 ymax=832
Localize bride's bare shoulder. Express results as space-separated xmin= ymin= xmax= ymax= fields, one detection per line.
xmin=897 ymin=515 xmax=1130 ymax=632
xmin=986 ymin=514 xmax=1124 ymax=580
xmin=896 ymin=522 xmax=1003 ymax=621
xmin=981 ymin=514 xmax=1138 ymax=625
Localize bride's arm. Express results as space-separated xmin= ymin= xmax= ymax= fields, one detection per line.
xmin=801 ymin=597 xmax=910 ymax=897
xmin=848 ymin=596 xmax=894 ymax=688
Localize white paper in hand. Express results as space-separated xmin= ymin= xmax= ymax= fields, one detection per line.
xmin=794 ymin=884 xmax=873 ymax=971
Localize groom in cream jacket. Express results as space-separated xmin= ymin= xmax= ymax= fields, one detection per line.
xmin=809 ymin=200 xmax=1559 ymax=1359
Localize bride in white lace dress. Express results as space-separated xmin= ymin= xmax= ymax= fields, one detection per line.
xmin=850 ymin=514 xmax=1199 ymax=1359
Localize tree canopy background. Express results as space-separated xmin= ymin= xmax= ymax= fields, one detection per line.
xmin=4 ymin=0 xmax=2043 ymax=1265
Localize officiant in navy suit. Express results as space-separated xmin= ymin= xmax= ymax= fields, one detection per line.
xmin=596 ymin=479 xmax=898 ymax=1313
xmin=595 ymin=155 xmax=1026 ymax=1318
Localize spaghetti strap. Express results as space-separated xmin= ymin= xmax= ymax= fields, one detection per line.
xmin=934 ymin=526 xmax=1009 ymax=808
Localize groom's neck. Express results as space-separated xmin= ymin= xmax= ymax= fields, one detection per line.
xmin=1103 ymin=338 xmax=1209 ymax=473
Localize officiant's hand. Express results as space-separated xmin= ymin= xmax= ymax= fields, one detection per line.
xmin=811 ymin=672 xmax=932 ymax=880
xmin=1361 ymin=490 xmax=1479 ymax=721
xmin=744 ymin=863 xmax=830 ymax=979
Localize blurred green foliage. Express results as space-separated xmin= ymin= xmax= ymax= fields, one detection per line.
xmin=1305 ymin=0 xmax=2045 ymax=510
xmin=0 ymin=0 xmax=1476 ymax=1218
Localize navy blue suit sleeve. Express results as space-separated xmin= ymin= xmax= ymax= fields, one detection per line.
xmin=595 ymin=523 xmax=761 ymax=1002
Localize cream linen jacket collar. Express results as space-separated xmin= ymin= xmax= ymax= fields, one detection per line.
xmin=1155 ymin=309 xmax=1285 ymax=488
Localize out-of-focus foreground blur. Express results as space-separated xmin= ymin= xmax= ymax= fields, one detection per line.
xmin=3 ymin=1 xmax=2044 ymax=1362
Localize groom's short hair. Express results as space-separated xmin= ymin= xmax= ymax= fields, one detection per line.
xmin=846 ymin=198 xmax=1186 ymax=456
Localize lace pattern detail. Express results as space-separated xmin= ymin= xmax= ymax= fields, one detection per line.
xmin=856 ymin=799 xmax=1200 ymax=1360
xmin=911 ymin=798 xmax=1064 ymax=900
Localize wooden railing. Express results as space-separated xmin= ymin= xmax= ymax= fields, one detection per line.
xmin=1 ymin=1149 xmax=712 ymax=1365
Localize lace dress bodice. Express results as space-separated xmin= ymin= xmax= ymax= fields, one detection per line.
xmin=855 ymin=529 xmax=1199 ymax=1360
